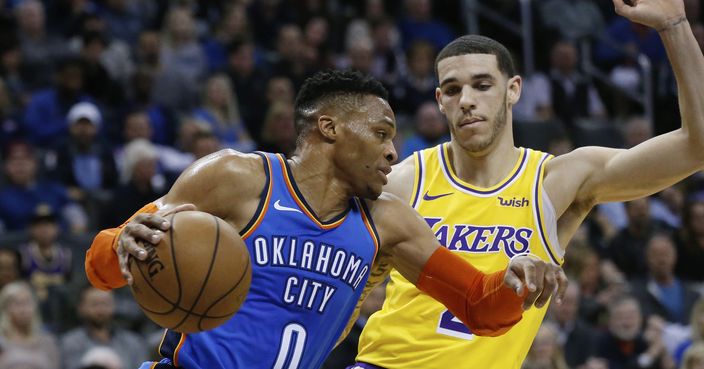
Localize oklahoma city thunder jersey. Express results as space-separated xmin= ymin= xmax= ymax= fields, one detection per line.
xmin=356 ymin=144 xmax=563 ymax=369
xmin=155 ymin=152 xmax=379 ymax=369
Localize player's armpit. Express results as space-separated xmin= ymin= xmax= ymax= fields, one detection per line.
xmin=416 ymin=247 xmax=524 ymax=336
xmin=85 ymin=202 xmax=158 ymax=290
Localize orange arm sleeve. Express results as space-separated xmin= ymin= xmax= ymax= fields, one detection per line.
xmin=416 ymin=247 xmax=525 ymax=336
xmin=85 ymin=203 xmax=158 ymax=290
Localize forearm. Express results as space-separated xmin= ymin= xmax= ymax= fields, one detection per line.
xmin=84 ymin=202 xmax=157 ymax=290
xmin=660 ymin=19 xmax=704 ymax=145
xmin=415 ymin=247 xmax=524 ymax=336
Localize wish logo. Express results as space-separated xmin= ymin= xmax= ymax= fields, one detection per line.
xmin=497 ymin=196 xmax=529 ymax=208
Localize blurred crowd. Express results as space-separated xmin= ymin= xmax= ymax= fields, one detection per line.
xmin=0 ymin=0 xmax=702 ymax=368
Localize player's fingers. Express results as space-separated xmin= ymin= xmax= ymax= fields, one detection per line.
xmin=554 ymin=268 xmax=569 ymax=304
xmin=503 ymin=268 xmax=524 ymax=296
xmin=521 ymin=261 xmax=537 ymax=293
xmin=133 ymin=212 xmax=171 ymax=232
xmin=612 ymin=0 xmax=634 ymax=16
xmin=535 ymin=268 xmax=557 ymax=308
xmin=124 ymin=222 xmax=164 ymax=246
xmin=116 ymin=239 xmax=134 ymax=285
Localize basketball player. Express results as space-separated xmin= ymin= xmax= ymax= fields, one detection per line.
xmin=84 ymin=70 xmax=565 ymax=369
xmin=354 ymin=0 xmax=704 ymax=368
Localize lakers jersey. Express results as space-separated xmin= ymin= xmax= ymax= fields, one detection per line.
xmin=156 ymin=152 xmax=379 ymax=369
xmin=356 ymin=144 xmax=563 ymax=369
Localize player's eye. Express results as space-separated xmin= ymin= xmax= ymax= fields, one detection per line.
xmin=377 ymin=131 xmax=388 ymax=139
xmin=444 ymin=86 xmax=460 ymax=95
xmin=476 ymin=83 xmax=492 ymax=91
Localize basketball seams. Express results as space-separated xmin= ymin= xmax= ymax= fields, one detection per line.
xmin=171 ymin=214 xmax=222 ymax=331
xmin=198 ymin=250 xmax=252 ymax=330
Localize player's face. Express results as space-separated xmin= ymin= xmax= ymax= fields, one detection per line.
xmin=436 ymin=54 xmax=519 ymax=154
xmin=335 ymin=96 xmax=397 ymax=200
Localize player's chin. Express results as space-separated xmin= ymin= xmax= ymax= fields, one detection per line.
xmin=362 ymin=185 xmax=383 ymax=200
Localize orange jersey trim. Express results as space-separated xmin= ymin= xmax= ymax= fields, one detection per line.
xmin=241 ymin=154 xmax=273 ymax=240
xmin=172 ymin=333 xmax=187 ymax=367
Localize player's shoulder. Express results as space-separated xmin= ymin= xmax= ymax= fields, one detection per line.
xmin=545 ymin=146 xmax=621 ymax=178
xmin=386 ymin=154 xmax=417 ymax=201
xmin=363 ymin=192 xmax=417 ymax=235
xmin=171 ymin=150 xmax=267 ymax=200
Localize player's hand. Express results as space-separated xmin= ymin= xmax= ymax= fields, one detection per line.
xmin=504 ymin=255 xmax=568 ymax=311
xmin=116 ymin=203 xmax=197 ymax=284
xmin=612 ymin=0 xmax=686 ymax=32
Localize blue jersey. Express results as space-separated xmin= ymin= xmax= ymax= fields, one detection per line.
xmin=155 ymin=153 xmax=379 ymax=369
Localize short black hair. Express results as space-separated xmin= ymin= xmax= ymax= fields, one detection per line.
xmin=293 ymin=69 xmax=388 ymax=141
xmin=435 ymin=35 xmax=516 ymax=78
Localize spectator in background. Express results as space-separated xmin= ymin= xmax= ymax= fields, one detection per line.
xmin=608 ymin=198 xmax=672 ymax=280
xmin=522 ymin=321 xmax=570 ymax=369
xmin=257 ymin=101 xmax=296 ymax=157
xmin=595 ymin=11 xmax=667 ymax=69
xmin=0 ymin=281 xmax=60 ymax=369
xmin=45 ymin=102 xmax=118 ymax=205
xmin=537 ymin=0 xmax=606 ymax=42
xmin=302 ymin=16 xmax=334 ymax=72
xmin=114 ymin=110 xmax=193 ymax=177
xmin=125 ymin=66 xmax=176 ymax=146
xmin=339 ymin=36 xmax=374 ymax=76
xmin=192 ymin=74 xmax=254 ymax=152
xmin=513 ymin=70 xmax=553 ymax=123
xmin=681 ymin=342 xmax=704 ymax=369
xmin=61 ymin=286 xmax=147 ymax=369
xmin=368 ymin=16 xmax=405 ymax=87
xmin=674 ymin=299 xmax=704 ymax=366
xmin=676 ymin=195 xmax=704 ymax=282
xmin=77 ymin=31 xmax=124 ymax=106
xmin=202 ymin=4 xmax=251 ymax=73
xmin=0 ymin=141 xmax=86 ymax=233
xmin=22 ymin=57 xmax=93 ymax=146
xmin=66 ymin=13 xmax=133 ymax=88
xmin=79 ymin=346 xmax=123 ymax=369
xmin=549 ymin=40 xmax=607 ymax=130
xmin=270 ymin=24 xmax=312 ymax=89
xmin=392 ymin=40 xmax=436 ymax=117
xmin=0 ymin=77 xmax=22 ymax=146
xmin=190 ymin=130 xmax=222 ymax=160
xmin=549 ymin=283 xmax=598 ymax=368
xmin=0 ymin=40 xmax=33 ymax=109
xmin=400 ymin=101 xmax=448 ymax=159
xmin=224 ymin=38 xmax=268 ymax=142
xmin=15 ymin=0 xmax=67 ymax=89
xmin=631 ymin=234 xmax=699 ymax=325
xmin=0 ymin=248 xmax=20 ymax=290
xmin=103 ymin=139 xmax=167 ymax=228
xmin=98 ymin=0 xmax=144 ymax=46
xmin=18 ymin=204 xmax=72 ymax=321
xmin=156 ymin=7 xmax=206 ymax=113
xmin=651 ymin=184 xmax=685 ymax=230
xmin=398 ymin=0 xmax=453 ymax=51
xmin=595 ymin=294 xmax=649 ymax=369
xmin=623 ymin=116 xmax=654 ymax=149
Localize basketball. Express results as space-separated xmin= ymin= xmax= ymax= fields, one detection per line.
xmin=128 ymin=210 xmax=251 ymax=333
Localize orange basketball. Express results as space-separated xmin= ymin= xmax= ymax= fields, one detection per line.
xmin=128 ymin=211 xmax=251 ymax=333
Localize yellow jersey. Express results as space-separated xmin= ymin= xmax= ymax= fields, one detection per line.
xmin=356 ymin=143 xmax=564 ymax=369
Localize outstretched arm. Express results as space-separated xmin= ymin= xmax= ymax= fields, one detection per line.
xmin=547 ymin=0 xmax=704 ymax=215
xmin=369 ymin=193 xmax=567 ymax=336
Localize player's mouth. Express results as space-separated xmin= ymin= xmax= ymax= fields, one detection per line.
xmin=378 ymin=167 xmax=391 ymax=185
xmin=459 ymin=116 xmax=485 ymax=128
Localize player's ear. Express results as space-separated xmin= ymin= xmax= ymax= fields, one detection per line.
xmin=318 ymin=115 xmax=337 ymax=141
xmin=507 ymin=75 xmax=522 ymax=106
xmin=435 ymin=87 xmax=445 ymax=113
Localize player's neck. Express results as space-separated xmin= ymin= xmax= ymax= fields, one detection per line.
xmin=447 ymin=136 xmax=520 ymax=188
xmin=287 ymin=151 xmax=352 ymax=222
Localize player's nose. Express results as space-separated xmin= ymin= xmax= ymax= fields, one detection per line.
xmin=459 ymin=85 xmax=477 ymax=112
xmin=384 ymin=141 xmax=397 ymax=163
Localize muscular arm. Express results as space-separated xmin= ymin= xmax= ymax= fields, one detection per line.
xmin=546 ymin=1 xmax=704 ymax=220
xmin=368 ymin=193 xmax=562 ymax=336
xmin=85 ymin=150 xmax=266 ymax=290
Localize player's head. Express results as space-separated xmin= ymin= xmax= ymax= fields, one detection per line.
xmin=434 ymin=35 xmax=520 ymax=154
xmin=294 ymin=69 xmax=397 ymax=199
